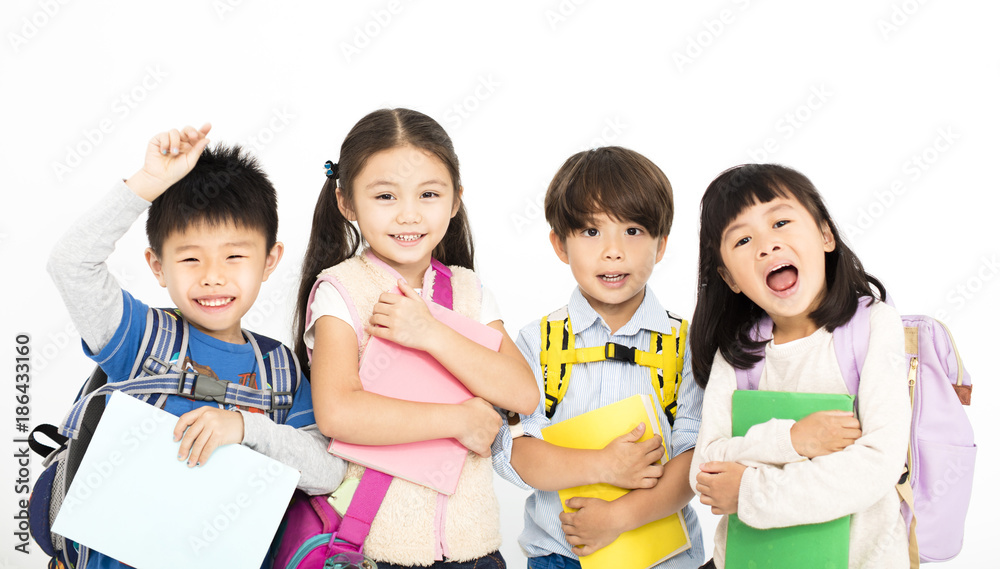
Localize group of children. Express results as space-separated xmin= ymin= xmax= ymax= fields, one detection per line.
xmin=48 ymin=108 xmax=912 ymax=569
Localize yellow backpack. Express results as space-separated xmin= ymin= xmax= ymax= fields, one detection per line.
xmin=539 ymin=306 xmax=688 ymax=425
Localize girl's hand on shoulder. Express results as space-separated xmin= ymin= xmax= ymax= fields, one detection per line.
xmin=454 ymin=397 xmax=502 ymax=457
xmin=172 ymin=406 xmax=244 ymax=468
xmin=790 ymin=410 xmax=862 ymax=459
xmin=367 ymin=279 xmax=445 ymax=352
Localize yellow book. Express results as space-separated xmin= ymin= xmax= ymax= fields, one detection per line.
xmin=541 ymin=394 xmax=691 ymax=569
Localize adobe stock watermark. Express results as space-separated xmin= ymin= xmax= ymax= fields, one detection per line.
xmin=443 ymin=75 xmax=501 ymax=130
xmin=842 ymin=127 xmax=959 ymax=242
xmin=212 ymin=0 xmax=247 ymax=20
xmin=672 ymin=0 xmax=754 ymax=73
xmin=933 ymin=253 xmax=999 ymax=324
xmin=877 ymin=0 xmax=930 ymax=40
xmin=544 ymin=0 xmax=588 ymax=31
xmin=508 ymin=117 xmax=628 ymax=234
xmin=340 ymin=0 xmax=405 ymax=64
xmin=746 ymin=84 xmax=833 ymax=163
xmin=188 ymin=461 xmax=287 ymax=553
xmin=58 ymin=405 xmax=174 ymax=517
xmin=51 ymin=65 xmax=169 ymax=181
xmin=7 ymin=0 xmax=71 ymax=54
xmin=241 ymin=107 xmax=296 ymax=155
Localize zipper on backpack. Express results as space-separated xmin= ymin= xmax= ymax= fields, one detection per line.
xmin=906 ymin=357 xmax=919 ymax=484
xmin=287 ymin=534 xmax=333 ymax=568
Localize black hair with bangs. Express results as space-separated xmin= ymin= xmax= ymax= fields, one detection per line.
xmin=146 ymin=144 xmax=277 ymax=256
xmin=690 ymin=163 xmax=885 ymax=388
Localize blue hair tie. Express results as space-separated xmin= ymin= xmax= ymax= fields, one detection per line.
xmin=324 ymin=160 xmax=339 ymax=179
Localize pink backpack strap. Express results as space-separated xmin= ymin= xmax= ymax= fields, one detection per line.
xmin=428 ymin=258 xmax=453 ymax=309
xmin=327 ymin=469 xmax=394 ymax=556
xmin=310 ymin=253 xmax=456 ymax=557
xmin=305 ymin=274 xmax=365 ymax=362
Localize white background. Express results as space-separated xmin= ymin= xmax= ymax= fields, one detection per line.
xmin=2 ymin=1 xmax=997 ymax=568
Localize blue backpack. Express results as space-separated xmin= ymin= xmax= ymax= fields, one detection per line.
xmin=27 ymin=308 xmax=300 ymax=569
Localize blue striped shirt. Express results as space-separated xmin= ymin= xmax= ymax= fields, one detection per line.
xmin=492 ymin=286 xmax=704 ymax=568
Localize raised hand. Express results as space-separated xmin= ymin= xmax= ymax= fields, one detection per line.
xmin=126 ymin=123 xmax=212 ymax=202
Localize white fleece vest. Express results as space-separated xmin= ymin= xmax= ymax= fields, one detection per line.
xmin=315 ymin=252 xmax=502 ymax=565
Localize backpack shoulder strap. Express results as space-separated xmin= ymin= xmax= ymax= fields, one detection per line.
xmin=831 ymin=298 xmax=874 ymax=396
xmin=244 ymin=330 xmax=298 ymax=424
xmin=738 ymin=318 xmax=773 ymax=391
xmin=655 ymin=312 xmax=688 ymax=426
xmin=540 ymin=306 xmax=573 ymax=419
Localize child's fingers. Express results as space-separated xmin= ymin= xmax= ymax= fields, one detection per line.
xmin=167 ymin=129 xmax=181 ymax=155
xmin=185 ymin=429 xmax=213 ymax=467
xmin=377 ymin=291 xmax=403 ymax=305
xmin=177 ymin=420 xmax=206 ymax=464
xmin=189 ymin=136 xmax=210 ymax=159
xmin=564 ymin=496 xmax=589 ymax=510
xmin=181 ymin=125 xmax=197 ymax=144
xmin=173 ymin=409 xmax=197 ymax=441
xmin=368 ymin=313 xmax=391 ymax=330
xmin=198 ymin=122 xmax=212 ymax=136
xmin=396 ymin=279 xmax=421 ymax=300
xmin=151 ymin=131 xmax=170 ymax=155
xmin=699 ymin=461 xmax=726 ymax=474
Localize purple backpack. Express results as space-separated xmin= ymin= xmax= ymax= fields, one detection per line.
xmin=737 ymin=299 xmax=975 ymax=565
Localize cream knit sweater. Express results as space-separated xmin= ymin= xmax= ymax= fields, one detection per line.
xmin=690 ymin=302 xmax=911 ymax=569
xmin=314 ymin=253 xmax=502 ymax=565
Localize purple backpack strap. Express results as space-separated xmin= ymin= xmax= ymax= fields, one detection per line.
xmin=831 ymin=298 xmax=874 ymax=396
xmin=737 ymin=318 xmax=774 ymax=391
xmin=738 ymin=298 xmax=875 ymax=394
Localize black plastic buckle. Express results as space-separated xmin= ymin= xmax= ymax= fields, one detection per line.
xmin=270 ymin=390 xmax=294 ymax=411
xmin=178 ymin=369 xmax=230 ymax=403
xmin=605 ymin=342 xmax=636 ymax=364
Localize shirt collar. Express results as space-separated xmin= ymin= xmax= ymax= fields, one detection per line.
xmin=566 ymin=286 xmax=677 ymax=338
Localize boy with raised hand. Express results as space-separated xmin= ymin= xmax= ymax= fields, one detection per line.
xmin=492 ymin=146 xmax=705 ymax=568
xmin=47 ymin=124 xmax=345 ymax=569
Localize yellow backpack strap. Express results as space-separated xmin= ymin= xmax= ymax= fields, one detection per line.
xmin=540 ymin=307 xmax=573 ymax=419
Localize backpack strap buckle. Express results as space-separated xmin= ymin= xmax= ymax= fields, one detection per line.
xmin=605 ymin=342 xmax=636 ymax=364
xmin=178 ymin=369 xmax=230 ymax=404
xmin=270 ymin=389 xmax=294 ymax=411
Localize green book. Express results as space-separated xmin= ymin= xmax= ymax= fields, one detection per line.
xmin=725 ymin=390 xmax=855 ymax=569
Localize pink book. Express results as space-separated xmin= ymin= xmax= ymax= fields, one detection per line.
xmin=328 ymin=301 xmax=502 ymax=495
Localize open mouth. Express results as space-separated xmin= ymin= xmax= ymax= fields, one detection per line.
xmin=599 ymin=273 xmax=627 ymax=283
xmin=196 ymin=297 xmax=234 ymax=307
xmin=391 ymin=234 xmax=424 ymax=242
xmin=766 ymin=264 xmax=798 ymax=292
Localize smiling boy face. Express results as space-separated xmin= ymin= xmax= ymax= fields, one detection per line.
xmin=550 ymin=213 xmax=667 ymax=332
xmin=145 ymin=221 xmax=283 ymax=344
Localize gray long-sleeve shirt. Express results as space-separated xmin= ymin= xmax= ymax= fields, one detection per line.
xmin=47 ymin=180 xmax=344 ymax=495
